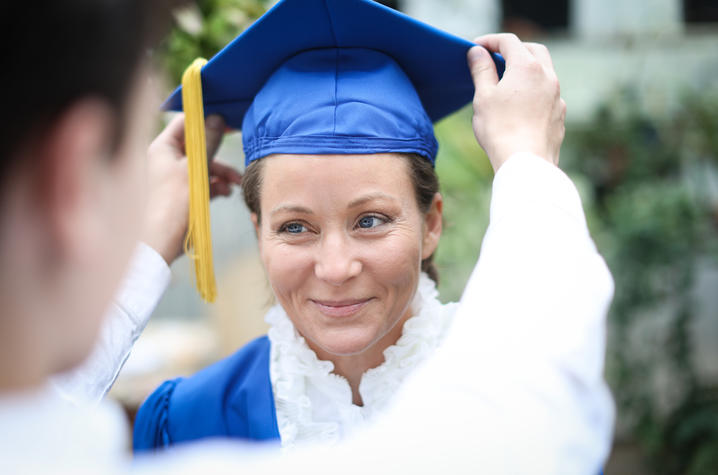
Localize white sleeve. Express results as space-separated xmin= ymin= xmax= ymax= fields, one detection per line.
xmin=132 ymin=153 xmax=615 ymax=475
xmin=51 ymin=242 xmax=171 ymax=406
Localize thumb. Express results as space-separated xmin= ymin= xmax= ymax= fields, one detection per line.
xmin=204 ymin=114 xmax=226 ymax=161
xmin=467 ymin=46 xmax=498 ymax=92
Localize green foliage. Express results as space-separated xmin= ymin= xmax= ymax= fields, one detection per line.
xmin=433 ymin=107 xmax=494 ymax=302
xmin=562 ymin=87 xmax=718 ymax=474
xmin=159 ymin=0 xmax=269 ymax=86
xmin=430 ymin=87 xmax=718 ymax=474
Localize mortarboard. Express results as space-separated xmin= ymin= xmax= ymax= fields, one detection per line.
xmin=173 ymin=0 xmax=505 ymax=302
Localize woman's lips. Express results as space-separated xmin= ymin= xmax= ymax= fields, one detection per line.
xmin=311 ymin=298 xmax=372 ymax=318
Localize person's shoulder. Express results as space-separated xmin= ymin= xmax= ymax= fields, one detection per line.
xmin=180 ymin=334 xmax=272 ymax=389
xmin=134 ymin=335 xmax=278 ymax=451
xmin=166 ymin=334 xmax=273 ymax=417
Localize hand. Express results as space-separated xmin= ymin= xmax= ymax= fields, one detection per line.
xmin=142 ymin=114 xmax=242 ymax=264
xmin=467 ymin=34 xmax=566 ymax=172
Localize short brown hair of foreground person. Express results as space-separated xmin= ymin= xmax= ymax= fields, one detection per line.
xmin=0 ymin=0 xmax=183 ymax=186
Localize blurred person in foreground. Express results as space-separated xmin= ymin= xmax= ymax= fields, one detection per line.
xmin=0 ymin=0 xmax=614 ymax=474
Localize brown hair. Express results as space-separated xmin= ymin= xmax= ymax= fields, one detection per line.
xmin=242 ymin=153 xmax=440 ymax=284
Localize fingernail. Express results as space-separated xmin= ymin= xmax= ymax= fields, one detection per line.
xmin=467 ymin=46 xmax=485 ymax=63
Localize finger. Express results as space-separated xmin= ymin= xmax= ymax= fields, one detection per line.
xmin=467 ymin=46 xmax=499 ymax=91
xmin=204 ymin=114 xmax=226 ymax=161
xmin=209 ymin=161 xmax=243 ymax=185
xmin=209 ymin=180 xmax=232 ymax=199
xmin=524 ymin=42 xmax=555 ymax=73
xmin=473 ymin=33 xmax=532 ymax=64
xmin=156 ymin=114 xmax=186 ymax=147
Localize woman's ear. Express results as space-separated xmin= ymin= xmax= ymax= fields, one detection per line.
xmin=421 ymin=192 xmax=443 ymax=260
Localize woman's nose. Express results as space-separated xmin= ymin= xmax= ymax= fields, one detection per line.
xmin=314 ymin=232 xmax=362 ymax=286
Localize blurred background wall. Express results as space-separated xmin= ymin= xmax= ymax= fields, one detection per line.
xmin=112 ymin=1 xmax=718 ymax=473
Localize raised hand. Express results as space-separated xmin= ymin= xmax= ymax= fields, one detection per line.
xmin=142 ymin=114 xmax=242 ymax=264
xmin=467 ymin=34 xmax=566 ymax=172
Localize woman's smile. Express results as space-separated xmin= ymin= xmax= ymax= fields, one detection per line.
xmin=310 ymin=297 xmax=375 ymax=319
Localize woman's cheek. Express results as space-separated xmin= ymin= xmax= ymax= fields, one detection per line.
xmin=262 ymin=241 xmax=314 ymax=297
xmin=363 ymin=230 xmax=421 ymax=284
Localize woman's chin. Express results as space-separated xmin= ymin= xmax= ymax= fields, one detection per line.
xmin=310 ymin=332 xmax=378 ymax=358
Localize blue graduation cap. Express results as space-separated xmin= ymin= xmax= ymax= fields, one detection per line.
xmin=173 ymin=0 xmax=504 ymax=302
xmin=167 ymin=0 xmax=504 ymax=165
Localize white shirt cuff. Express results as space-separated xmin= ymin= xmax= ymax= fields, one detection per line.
xmin=114 ymin=242 xmax=172 ymax=329
xmin=50 ymin=242 xmax=171 ymax=405
xmin=490 ymin=152 xmax=587 ymax=231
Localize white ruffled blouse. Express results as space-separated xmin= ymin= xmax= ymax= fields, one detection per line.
xmin=266 ymin=272 xmax=458 ymax=448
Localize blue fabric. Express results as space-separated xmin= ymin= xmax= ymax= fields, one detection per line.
xmin=133 ymin=336 xmax=280 ymax=452
xmin=242 ymin=48 xmax=438 ymax=164
xmin=162 ymin=0 xmax=505 ymax=165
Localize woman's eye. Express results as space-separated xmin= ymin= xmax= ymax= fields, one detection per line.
xmin=357 ymin=215 xmax=386 ymax=229
xmin=282 ymin=222 xmax=307 ymax=234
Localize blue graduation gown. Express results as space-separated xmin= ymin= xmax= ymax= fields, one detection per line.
xmin=133 ymin=335 xmax=280 ymax=452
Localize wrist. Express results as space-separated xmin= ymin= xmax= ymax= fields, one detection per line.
xmin=141 ymin=219 xmax=185 ymax=266
xmin=140 ymin=236 xmax=178 ymax=266
xmin=488 ymin=145 xmax=558 ymax=173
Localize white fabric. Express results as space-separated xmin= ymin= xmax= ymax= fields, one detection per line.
xmin=0 ymin=385 xmax=130 ymax=474
xmin=51 ymin=242 xmax=172 ymax=406
xmin=0 ymin=153 xmax=615 ymax=474
xmin=267 ymin=272 xmax=457 ymax=447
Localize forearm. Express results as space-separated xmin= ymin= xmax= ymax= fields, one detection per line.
xmin=451 ymin=152 xmax=614 ymax=470
xmin=51 ymin=243 xmax=171 ymax=406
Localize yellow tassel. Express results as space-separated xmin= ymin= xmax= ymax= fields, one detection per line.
xmin=181 ymin=58 xmax=217 ymax=303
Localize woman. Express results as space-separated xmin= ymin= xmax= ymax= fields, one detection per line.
xmin=134 ymin=0 xmax=607 ymax=455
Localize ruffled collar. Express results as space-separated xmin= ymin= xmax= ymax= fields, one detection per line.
xmin=266 ymin=273 xmax=457 ymax=448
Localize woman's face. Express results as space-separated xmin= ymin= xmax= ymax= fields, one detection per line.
xmin=254 ymin=153 xmax=441 ymax=360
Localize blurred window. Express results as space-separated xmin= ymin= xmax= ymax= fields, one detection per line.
xmin=375 ymin=0 xmax=401 ymax=11
xmin=501 ymin=0 xmax=569 ymax=38
xmin=684 ymin=0 xmax=718 ymax=23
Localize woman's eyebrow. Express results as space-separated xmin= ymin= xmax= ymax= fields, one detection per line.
xmin=270 ymin=204 xmax=314 ymax=216
xmin=347 ymin=192 xmax=400 ymax=209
